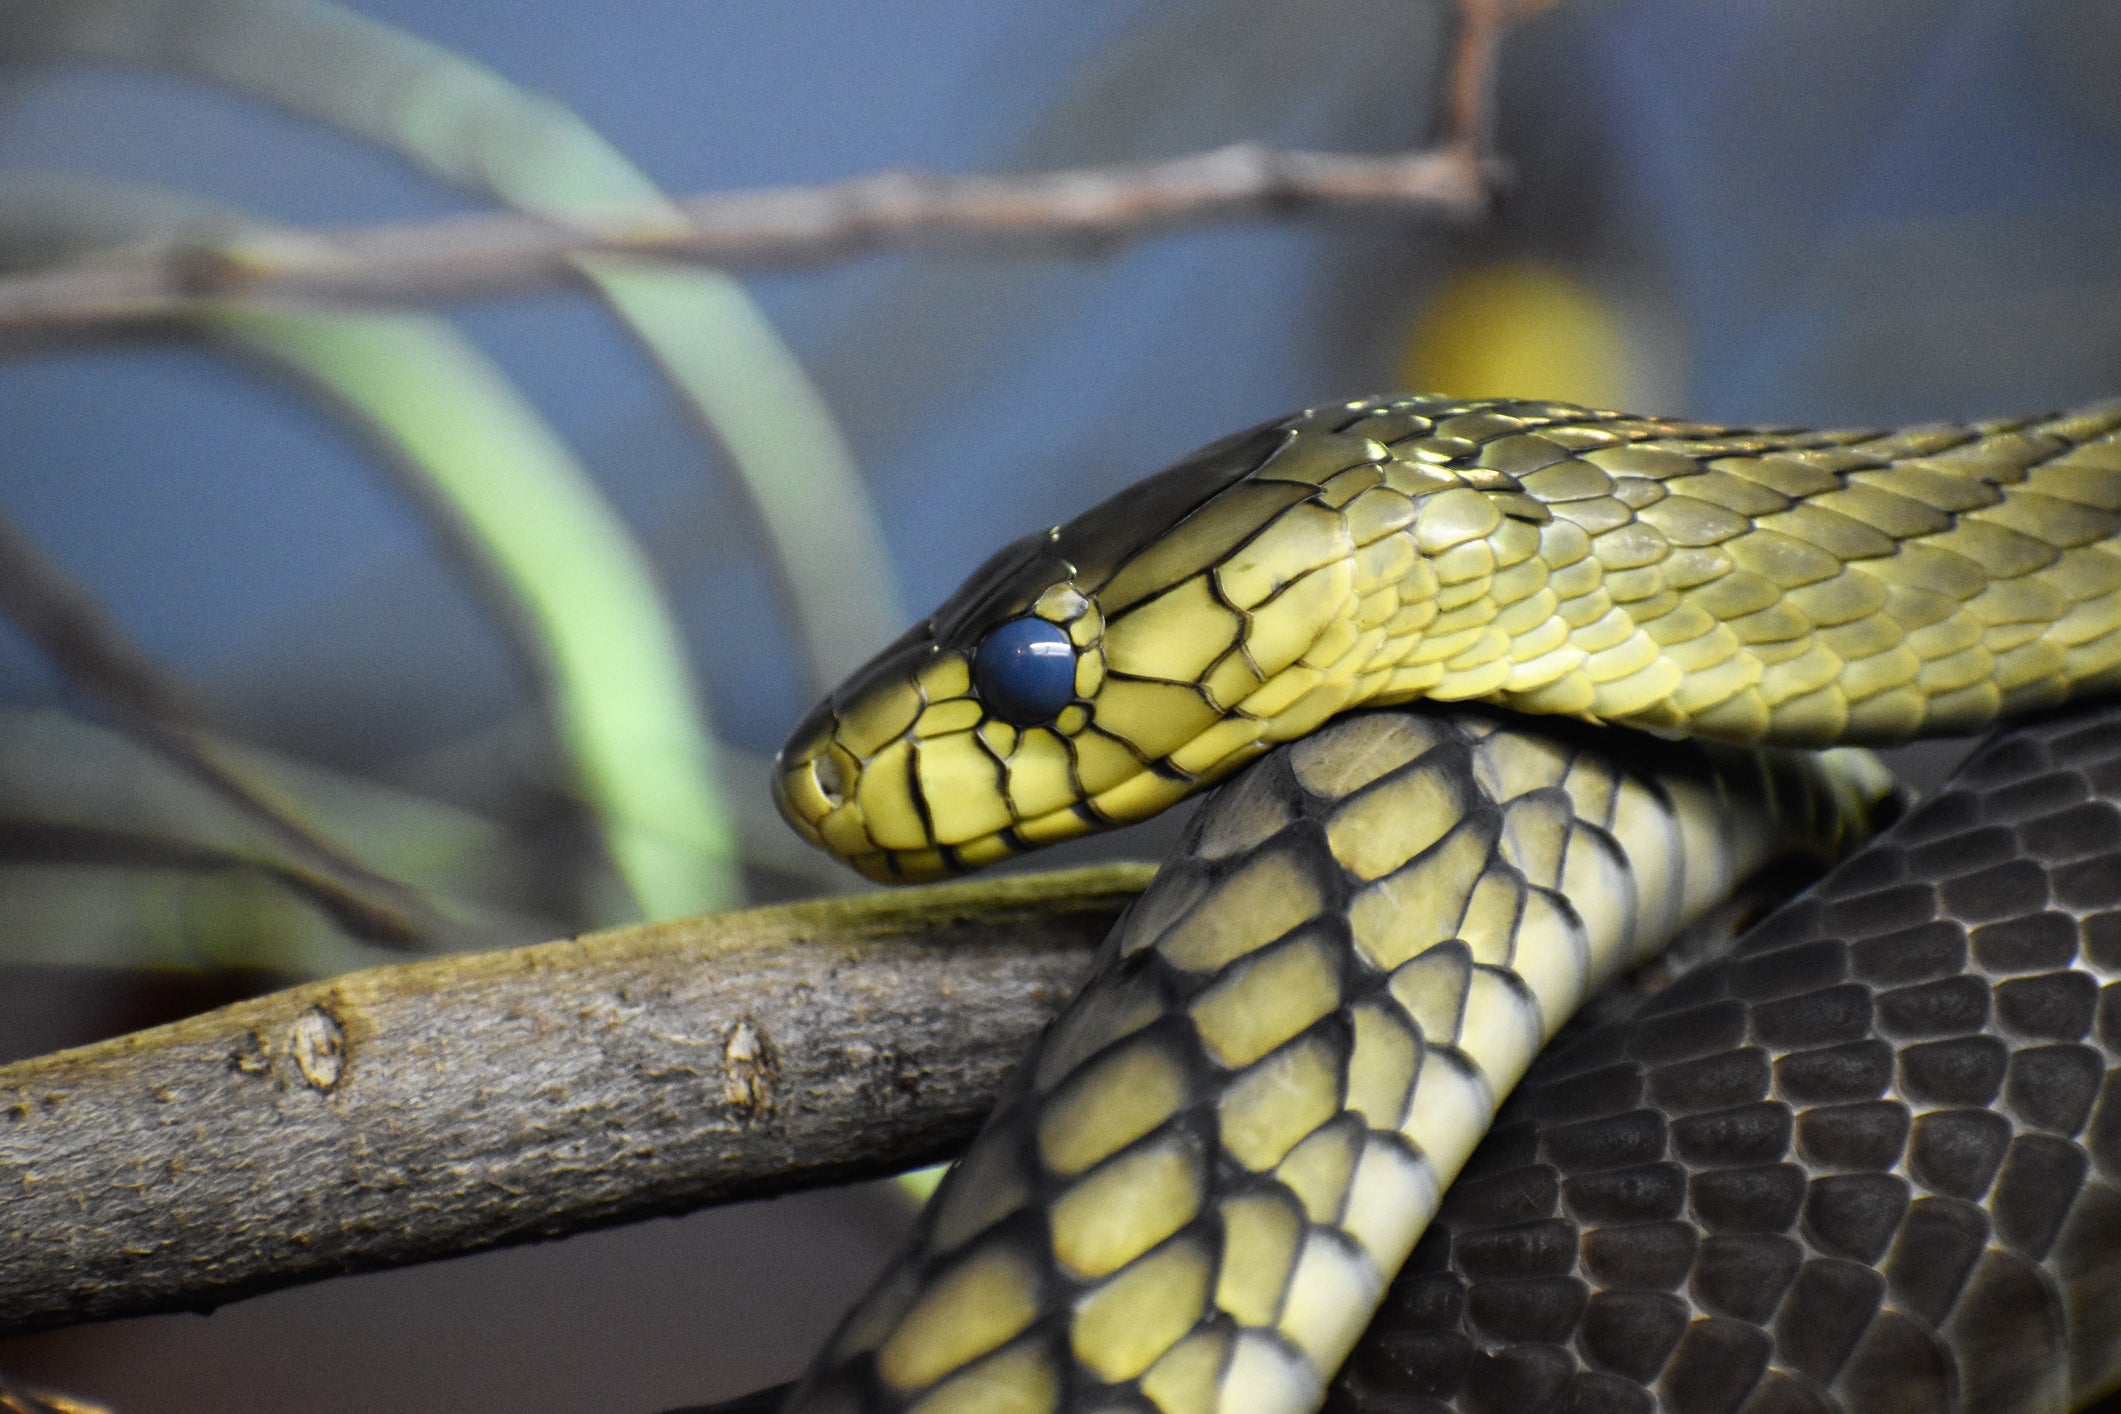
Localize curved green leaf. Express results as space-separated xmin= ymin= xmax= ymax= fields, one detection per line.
xmin=0 ymin=0 xmax=907 ymax=686
xmin=0 ymin=174 xmax=740 ymax=921
xmin=206 ymin=302 xmax=739 ymax=920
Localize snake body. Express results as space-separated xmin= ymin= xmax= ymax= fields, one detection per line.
xmin=770 ymin=397 xmax=2121 ymax=1414
xmin=1328 ymin=696 xmax=2121 ymax=1414
xmin=782 ymin=710 xmax=1886 ymax=1414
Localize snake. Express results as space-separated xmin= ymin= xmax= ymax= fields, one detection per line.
xmin=764 ymin=394 xmax=2121 ymax=1414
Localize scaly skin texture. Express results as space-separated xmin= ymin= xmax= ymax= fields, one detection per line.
xmin=1326 ymin=695 xmax=2121 ymax=1414
xmin=769 ymin=396 xmax=2121 ymax=1414
xmin=781 ymin=708 xmax=1889 ymax=1414
xmin=776 ymin=396 xmax=2121 ymax=883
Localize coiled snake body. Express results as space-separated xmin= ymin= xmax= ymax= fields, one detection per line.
xmin=769 ymin=396 xmax=2121 ymax=1414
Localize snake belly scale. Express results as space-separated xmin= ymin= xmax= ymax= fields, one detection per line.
xmin=781 ymin=713 xmax=1887 ymax=1414
xmin=770 ymin=397 xmax=2121 ymax=1414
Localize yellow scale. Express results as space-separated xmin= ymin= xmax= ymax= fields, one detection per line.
xmin=780 ymin=397 xmax=2121 ymax=884
xmin=771 ymin=396 xmax=2121 ymax=1414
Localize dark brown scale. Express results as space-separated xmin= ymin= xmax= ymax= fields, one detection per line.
xmin=1543 ymin=1111 xmax=1670 ymax=1172
xmin=1661 ymin=1319 xmax=1772 ymax=1414
xmin=1580 ymin=1221 xmax=1698 ymax=1289
xmin=2055 ymin=856 xmax=2121 ymax=912
xmin=1771 ymin=1259 xmax=1884 ymax=1385
xmin=1938 ymin=859 xmax=2052 ymax=923
xmin=1772 ymin=1042 xmax=1894 ymax=1103
xmin=2081 ymin=1073 xmax=2121 ymax=1173
xmin=1562 ymin=1370 xmax=1658 ymax=1414
xmin=2086 ymin=913 xmax=2121 ymax=971
xmin=1896 ymin=1035 xmax=2008 ymax=1106
xmin=1452 ymin=1222 xmax=1581 ymax=1281
xmin=2003 ymin=1044 xmax=2105 ymax=1133
xmin=1579 ymin=1291 xmax=1690 ymax=1381
xmin=1904 ymin=824 xmax=2017 ymax=883
xmin=1671 ymin=1103 xmax=1794 ymax=1167
xmin=1327 ymin=697 xmax=2121 ymax=1413
xmin=1627 ymin=1002 xmax=1748 ymax=1064
xmin=1748 ymin=986 xmax=1874 ymax=1049
xmin=2018 ymin=802 xmax=2121 ymax=864
xmin=1466 ymin=1277 xmax=1590 ymax=1344
xmin=1875 ymin=976 xmax=1990 ymax=1037
xmin=1970 ymin=912 xmax=2080 ymax=973
xmin=1564 ymin=1163 xmax=1689 ymax=1224
xmin=1818 ymin=883 xmax=1936 ymax=939
xmin=1465 ymin=1344 xmax=1574 ymax=1411
xmin=1982 ymin=772 xmax=2090 ymax=825
xmin=1522 ymin=1063 xmax=1648 ymax=1121
xmin=1829 ymin=1313 xmax=1952 ymax=1412
xmin=1793 ymin=1101 xmax=1909 ymax=1172
xmin=1740 ymin=1370 xmax=1838 ymax=1414
xmin=1801 ymin=1174 xmax=1909 ymax=1263
xmin=2099 ymin=982 xmax=2121 ymax=1050
xmin=1847 ymin=920 xmax=1965 ymax=986
xmin=1688 ymin=1166 xmax=1808 ymax=1234
xmin=1728 ymin=943 xmax=1849 ymax=1004
xmin=1990 ymin=1135 xmax=2091 ymax=1257
xmin=1691 ymin=1236 xmax=1802 ymax=1322
xmin=1994 ymin=971 xmax=2098 ymax=1040
xmin=1647 ymin=1049 xmax=1772 ymax=1115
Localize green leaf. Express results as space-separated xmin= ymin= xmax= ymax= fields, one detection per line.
xmin=4 ymin=0 xmax=907 ymax=686
xmin=204 ymin=302 xmax=741 ymax=920
xmin=0 ymin=174 xmax=742 ymax=921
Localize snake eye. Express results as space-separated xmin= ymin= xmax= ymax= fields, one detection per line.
xmin=972 ymin=617 xmax=1077 ymax=725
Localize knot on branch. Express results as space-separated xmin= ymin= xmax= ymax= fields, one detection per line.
xmin=720 ymin=1017 xmax=776 ymax=1119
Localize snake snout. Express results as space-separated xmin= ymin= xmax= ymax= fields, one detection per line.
xmin=772 ymin=705 xmax=844 ymax=847
xmin=810 ymin=750 xmax=847 ymax=806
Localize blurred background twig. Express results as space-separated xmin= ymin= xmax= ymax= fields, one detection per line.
xmin=0 ymin=144 xmax=1500 ymax=331
xmin=0 ymin=0 xmax=1543 ymax=335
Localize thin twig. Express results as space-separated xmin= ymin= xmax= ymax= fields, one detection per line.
xmin=1444 ymin=0 xmax=1559 ymax=162
xmin=0 ymin=144 xmax=1498 ymax=340
xmin=0 ymin=864 xmax=1151 ymax=1336
xmin=0 ymin=514 xmax=438 ymax=945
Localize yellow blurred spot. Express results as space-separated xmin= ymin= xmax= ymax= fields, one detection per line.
xmin=1399 ymin=262 xmax=1630 ymax=409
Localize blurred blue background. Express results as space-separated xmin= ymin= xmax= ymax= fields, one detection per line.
xmin=0 ymin=0 xmax=2118 ymax=1409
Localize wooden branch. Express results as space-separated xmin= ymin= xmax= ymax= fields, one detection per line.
xmin=0 ymin=863 xmax=1151 ymax=1337
xmin=0 ymin=144 xmax=1497 ymax=339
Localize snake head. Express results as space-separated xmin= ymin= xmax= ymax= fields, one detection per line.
xmin=775 ymin=413 xmax=1381 ymax=881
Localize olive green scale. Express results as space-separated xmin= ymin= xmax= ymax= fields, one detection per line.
xmin=769 ymin=395 xmax=2121 ymax=1414
xmin=776 ymin=397 xmax=2121 ymax=884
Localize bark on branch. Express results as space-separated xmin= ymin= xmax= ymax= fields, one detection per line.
xmin=0 ymin=864 xmax=1152 ymax=1336
xmin=0 ymin=144 xmax=1498 ymax=340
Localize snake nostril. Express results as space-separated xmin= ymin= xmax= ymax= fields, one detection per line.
xmin=812 ymin=751 xmax=848 ymax=808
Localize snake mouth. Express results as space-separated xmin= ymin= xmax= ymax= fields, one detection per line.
xmin=770 ymin=703 xmax=840 ymax=851
xmin=771 ymin=753 xmax=1023 ymax=883
xmin=810 ymin=750 xmax=848 ymax=807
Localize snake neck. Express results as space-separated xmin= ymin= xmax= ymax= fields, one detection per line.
xmin=777 ymin=394 xmax=2121 ymax=881
xmin=1148 ymin=396 xmax=2121 ymax=753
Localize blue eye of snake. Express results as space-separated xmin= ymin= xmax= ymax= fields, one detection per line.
xmin=972 ymin=617 xmax=1078 ymax=725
